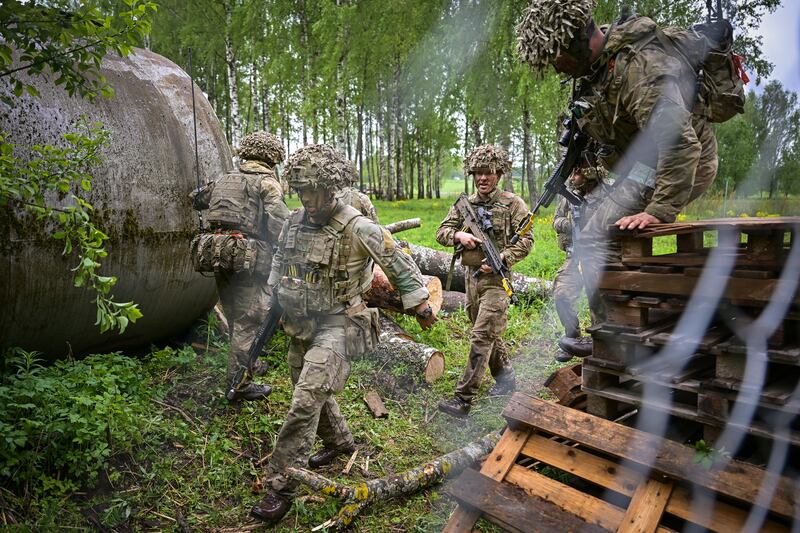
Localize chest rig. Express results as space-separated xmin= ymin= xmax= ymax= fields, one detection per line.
xmin=460 ymin=192 xmax=514 ymax=267
xmin=277 ymin=204 xmax=373 ymax=316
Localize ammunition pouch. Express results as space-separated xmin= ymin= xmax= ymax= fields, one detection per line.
xmin=460 ymin=248 xmax=486 ymax=267
xmin=344 ymin=307 xmax=380 ymax=357
xmin=190 ymin=233 xmax=266 ymax=275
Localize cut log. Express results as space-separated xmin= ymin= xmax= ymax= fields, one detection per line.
xmin=441 ymin=290 xmax=466 ymax=314
xmin=363 ymin=391 xmax=389 ymax=418
xmin=378 ymin=313 xmax=413 ymax=341
xmin=396 ymin=240 xmax=552 ymax=298
xmin=384 ymin=218 xmax=421 ymax=234
xmin=366 ymin=266 xmax=443 ymax=317
xmin=366 ymin=324 xmax=445 ymax=384
xmin=287 ymin=430 xmax=502 ymax=529
xmin=213 ymin=303 xmax=230 ymax=336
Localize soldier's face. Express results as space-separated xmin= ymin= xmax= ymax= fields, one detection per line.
xmin=474 ymin=170 xmax=499 ymax=196
xmin=298 ymin=187 xmax=335 ymax=224
xmin=554 ymin=52 xmax=586 ymax=77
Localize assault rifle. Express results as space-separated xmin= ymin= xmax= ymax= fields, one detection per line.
xmin=225 ymin=293 xmax=282 ymax=401
xmin=452 ymin=193 xmax=519 ymax=305
xmin=509 ymin=102 xmax=591 ymax=246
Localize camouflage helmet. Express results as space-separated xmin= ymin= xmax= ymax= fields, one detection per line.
xmin=239 ymin=131 xmax=285 ymax=164
xmin=463 ymin=144 xmax=512 ymax=176
xmin=516 ymin=0 xmax=596 ymax=73
xmin=285 ymin=144 xmax=351 ymax=191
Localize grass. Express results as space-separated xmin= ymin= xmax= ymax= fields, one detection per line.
xmin=4 ymin=193 xmax=795 ymax=531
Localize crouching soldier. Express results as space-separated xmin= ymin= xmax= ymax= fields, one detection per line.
xmin=436 ymin=144 xmax=533 ymax=417
xmin=250 ymin=144 xmax=436 ymax=524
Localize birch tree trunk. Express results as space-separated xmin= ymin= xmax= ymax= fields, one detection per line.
xmin=224 ymin=0 xmax=240 ymax=149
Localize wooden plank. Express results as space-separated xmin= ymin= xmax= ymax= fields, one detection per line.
xmin=666 ymin=485 xmax=790 ymax=533
xmin=618 ymin=478 xmax=675 ymax=533
xmin=520 ymin=434 xmax=789 ymax=533
xmin=448 ymin=468 xmax=607 ymax=533
xmin=598 ymin=271 xmax=799 ymax=305
xmin=442 ymin=427 xmax=531 ymax=533
xmin=520 ymin=433 xmax=642 ymax=496
xmin=504 ymin=465 xmax=624 ymax=531
xmin=363 ymin=391 xmax=389 ymax=418
xmin=502 ymin=393 xmax=796 ymax=518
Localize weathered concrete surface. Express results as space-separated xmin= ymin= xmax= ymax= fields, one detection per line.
xmin=0 ymin=48 xmax=231 ymax=357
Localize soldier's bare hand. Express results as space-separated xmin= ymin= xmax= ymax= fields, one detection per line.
xmin=615 ymin=212 xmax=660 ymax=231
xmin=479 ymin=261 xmax=493 ymax=274
xmin=455 ymin=231 xmax=482 ymax=249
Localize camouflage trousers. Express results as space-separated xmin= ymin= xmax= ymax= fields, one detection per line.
xmin=553 ymin=253 xmax=583 ymax=338
xmin=266 ymin=314 xmax=354 ymax=498
xmin=455 ymin=268 xmax=515 ymax=403
xmin=215 ymin=270 xmax=271 ymax=383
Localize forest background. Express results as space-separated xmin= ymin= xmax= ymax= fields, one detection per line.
xmin=147 ymin=0 xmax=798 ymax=205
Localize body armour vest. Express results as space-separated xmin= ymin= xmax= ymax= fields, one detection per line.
xmin=461 ymin=191 xmax=516 ymax=267
xmin=206 ymin=171 xmax=265 ymax=238
xmin=277 ymin=204 xmax=374 ymax=316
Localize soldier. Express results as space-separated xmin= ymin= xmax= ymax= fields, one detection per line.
xmin=435 ymin=145 xmax=533 ymax=418
xmin=338 ymin=180 xmax=379 ymax=224
xmin=250 ymin=144 xmax=436 ymax=524
xmin=516 ymin=0 xmax=718 ymax=349
xmin=191 ymin=131 xmax=289 ymax=401
xmin=552 ymin=169 xmax=601 ymax=362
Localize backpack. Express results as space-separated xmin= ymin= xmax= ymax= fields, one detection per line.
xmin=655 ymin=20 xmax=749 ymax=123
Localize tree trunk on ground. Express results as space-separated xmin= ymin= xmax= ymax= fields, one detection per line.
xmin=367 ymin=319 xmax=445 ymax=384
xmin=286 ymin=430 xmax=502 ymax=529
xmin=384 ymin=218 xmax=420 ymax=234
xmin=396 ymin=241 xmax=552 ymax=298
xmin=365 ymin=266 xmax=442 ymax=317
xmin=441 ymin=290 xmax=466 ymax=314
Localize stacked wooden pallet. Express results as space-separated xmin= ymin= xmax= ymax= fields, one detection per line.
xmin=583 ymin=217 xmax=800 ymax=446
xmin=443 ymin=393 xmax=794 ymax=532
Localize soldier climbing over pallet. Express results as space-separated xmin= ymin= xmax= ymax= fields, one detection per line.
xmin=515 ymin=0 xmax=745 ymax=355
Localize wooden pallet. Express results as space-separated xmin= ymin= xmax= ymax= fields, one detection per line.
xmin=443 ymin=394 xmax=794 ymax=533
xmin=581 ymin=361 xmax=800 ymax=446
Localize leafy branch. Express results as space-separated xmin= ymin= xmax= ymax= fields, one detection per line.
xmin=0 ymin=119 xmax=142 ymax=334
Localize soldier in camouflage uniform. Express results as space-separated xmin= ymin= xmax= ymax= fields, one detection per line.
xmin=435 ymin=145 xmax=533 ymax=418
xmin=250 ymin=144 xmax=435 ymax=524
xmin=552 ymin=169 xmax=601 ymax=362
xmin=193 ymin=131 xmax=289 ymax=401
xmin=516 ymin=1 xmax=718 ymax=350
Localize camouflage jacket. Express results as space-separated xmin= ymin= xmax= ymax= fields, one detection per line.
xmin=337 ymin=187 xmax=379 ymax=224
xmin=269 ymin=201 xmax=429 ymax=316
xmin=576 ymin=15 xmax=713 ymax=222
xmin=238 ymin=160 xmax=290 ymax=244
xmin=436 ymin=188 xmax=533 ymax=268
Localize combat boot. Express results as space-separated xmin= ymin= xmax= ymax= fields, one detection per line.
xmin=487 ymin=373 xmax=516 ymax=396
xmin=554 ymin=350 xmax=574 ymax=363
xmin=437 ymin=396 xmax=471 ymax=418
xmin=228 ymin=383 xmax=272 ymax=402
xmin=250 ymin=492 xmax=291 ymax=523
xmin=308 ymin=443 xmax=356 ymax=469
xmin=558 ymin=336 xmax=593 ymax=358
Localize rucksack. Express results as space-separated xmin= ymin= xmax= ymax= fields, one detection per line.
xmin=205 ymin=171 xmax=264 ymax=237
xmin=655 ymin=20 xmax=749 ymax=123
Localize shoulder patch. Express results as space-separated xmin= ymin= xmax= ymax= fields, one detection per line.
xmin=500 ymin=191 xmax=514 ymax=199
xmin=381 ymin=228 xmax=396 ymax=251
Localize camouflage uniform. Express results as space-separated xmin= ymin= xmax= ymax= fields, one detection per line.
xmin=572 ymin=15 xmax=718 ymax=322
xmin=337 ymin=186 xmax=379 ymax=224
xmin=214 ymin=160 xmax=288 ymax=382
xmin=437 ymin=187 xmax=532 ymax=403
xmin=263 ymin=148 xmax=429 ymax=499
xmin=552 ymin=196 xmax=583 ymax=339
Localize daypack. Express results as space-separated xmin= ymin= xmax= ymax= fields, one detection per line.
xmin=205 ymin=171 xmax=264 ymax=237
xmin=654 ymin=20 xmax=749 ymax=123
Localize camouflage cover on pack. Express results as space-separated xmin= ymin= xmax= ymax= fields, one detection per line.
xmin=239 ymin=131 xmax=285 ymax=164
xmin=285 ymin=144 xmax=352 ymax=191
xmin=516 ymin=0 xmax=596 ymax=73
xmin=463 ymin=144 xmax=512 ymax=176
